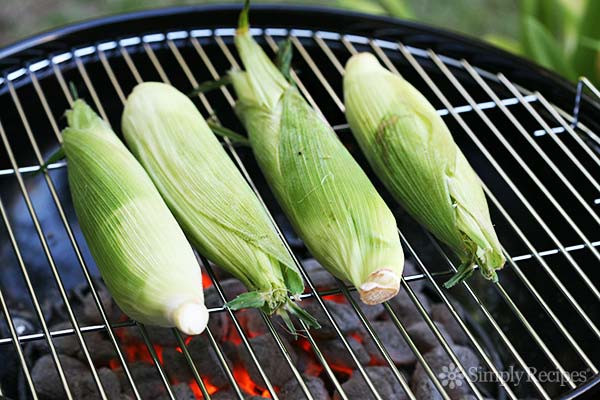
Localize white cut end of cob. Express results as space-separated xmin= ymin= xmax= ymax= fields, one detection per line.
xmin=358 ymin=268 xmax=401 ymax=305
xmin=172 ymin=301 xmax=209 ymax=335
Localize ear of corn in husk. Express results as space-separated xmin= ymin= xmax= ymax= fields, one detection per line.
xmin=343 ymin=53 xmax=505 ymax=287
xmin=121 ymin=82 xmax=318 ymax=330
xmin=228 ymin=3 xmax=405 ymax=305
xmin=62 ymin=99 xmax=208 ymax=335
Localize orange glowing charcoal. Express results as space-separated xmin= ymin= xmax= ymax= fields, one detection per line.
xmin=233 ymin=364 xmax=275 ymax=397
xmin=304 ymin=359 xmax=324 ymax=377
xmin=202 ymin=273 xmax=213 ymax=289
xmin=322 ymin=294 xmax=347 ymax=304
xmin=108 ymin=359 xmax=120 ymax=370
xmin=331 ymin=363 xmax=354 ymax=377
xmin=349 ymin=332 xmax=364 ymax=344
xmin=189 ymin=381 xmax=203 ymax=399
xmin=195 ymin=378 xmax=219 ymax=396
xmin=297 ymin=338 xmax=312 ymax=353
xmin=154 ymin=345 xmax=164 ymax=364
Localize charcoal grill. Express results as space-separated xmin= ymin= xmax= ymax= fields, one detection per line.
xmin=0 ymin=4 xmax=599 ymax=400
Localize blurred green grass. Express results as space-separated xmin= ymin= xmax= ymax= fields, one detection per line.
xmin=0 ymin=0 xmax=519 ymax=47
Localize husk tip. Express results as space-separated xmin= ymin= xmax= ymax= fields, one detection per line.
xmin=358 ymin=268 xmax=400 ymax=305
xmin=173 ymin=301 xmax=209 ymax=335
xmin=237 ymin=0 xmax=251 ymax=34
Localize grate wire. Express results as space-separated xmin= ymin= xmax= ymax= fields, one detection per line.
xmin=0 ymin=25 xmax=597 ymax=400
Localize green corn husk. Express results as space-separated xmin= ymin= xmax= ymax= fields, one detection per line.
xmin=62 ymin=99 xmax=208 ymax=335
xmin=228 ymin=4 xmax=405 ymax=305
xmin=343 ymin=53 xmax=505 ymax=287
xmin=121 ymin=82 xmax=318 ymax=330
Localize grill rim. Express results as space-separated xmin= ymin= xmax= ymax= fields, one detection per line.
xmin=0 ymin=3 xmax=597 ymax=398
xmin=0 ymin=4 xmax=596 ymax=119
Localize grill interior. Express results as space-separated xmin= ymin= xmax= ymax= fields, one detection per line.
xmin=0 ymin=13 xmax=599 ymax=400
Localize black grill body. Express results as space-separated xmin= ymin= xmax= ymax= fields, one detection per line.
xmin=0 ymin=5 xmax=598 ymax=400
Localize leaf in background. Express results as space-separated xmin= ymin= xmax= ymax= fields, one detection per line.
xmin=580 ymin=36 xmax=600 ymax=52
xmin=536 ymin=0 xmax=566 ymax=40
xmin=573 ymin=0 xmax=600 ymax=82
xmin=484 ymin=34 xmax=523 ymax=56
xmin=523 ymin=16 xmax=577 ymax=80
xmin=520 ymin=0 xmax=567 ymax=50
xmin=520 ymin=0 xmax=538 ymax=56
xmin=377 ymin=0 xmax=414 ymax=19
xmin=579 ymin=36 xmax=600 ymax=85
xmin=520 ymin=0 xmax=537 ymax=17
xmin=333 ymin=0 xmax=387 ymax=15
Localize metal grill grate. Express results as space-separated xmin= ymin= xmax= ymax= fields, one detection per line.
xmin=0 ymin=20 xmax=598 ymax=400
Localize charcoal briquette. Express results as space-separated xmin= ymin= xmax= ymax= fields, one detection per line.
xmin=431 ymin=303 xmax=469 ymax=345
xmin=280 ymin=374 xmax=331 ymax=400
xmin=384 ymin=289 xmax=431 ymax=325
xmin=117 ymin=362 xmax=166 ymax=399
xmin=406 ymin=321 xmax=454 ymax=353
xmin=411 ymin=373 xmax=444 ymax=400
xmin=301 ymin=258 xmax=338 ymax=290
xmin=243 ymin=308 xmax=292 ymax=339
xmin=363 ymin=321 xmax=416 ymax=366
xmin=301 ymin=300 xmax=361 ymax=339
xmin=162 ymin=347 xmax=193 ymax=382
xmin=187 ymin=334 xmax=233 ymax=388
xmin=95 ymin=367 xmax=122 ymax=399
xmin=208 ymin=311 xmax=230 ymax=342
xmin=172 ymin=382 xmax=196 ymax=400
xmin=121 ymin=325 xmax=181 ymax=348
xmin=32 ymin=354 xmax=86 ymax=399
xmin=238 ymin=333 xmax=298 ymax=388
xmin=36 ymin=322 xmax=80 ymax=358
xmin=69 ymin=279 xmax=119 ymax=324
xmin=80 ymin=335 xmax=117 ymax=366
xmin=32 ymin=354 xmax=120 ymax=399
xmin=350 ymin=292 xmax=385 ymax=321
xmin=204 ymin=278 xmax=247 ymax=308
xmin=411 ymin=345 xmax=481 ymax=400
xmin=317 ymin=336 xmax=370 ymax=367
xmin=333 ymin=366 xmax=409 ymax=400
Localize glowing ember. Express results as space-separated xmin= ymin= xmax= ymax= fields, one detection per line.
xmin=322 ymin=294 xmax=346 ymax=304
xmin=233 ymin=365 xmax=273 ymax=398
xmin=226 ymin=328 xmax=243 ymax=346
xmin=121 ymin=342 xmax=164 ymax=364
xmin=350 ymin=332 xmax=363 ymax=344
xmin=298 ymin=338 xmax=312 ymax=353
xmin=188 ymin=379 xmax=219 ymax=398
xmin=202 ymin=272 xmax=213 ymax=288
xmin=331 ymin=363 xmax=354 ymax=376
